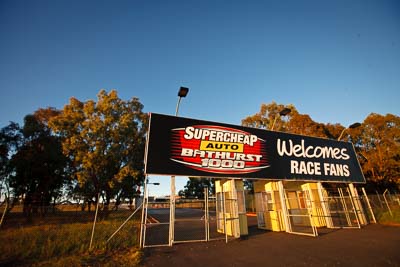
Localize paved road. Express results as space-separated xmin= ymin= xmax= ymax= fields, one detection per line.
xmin=144 ymin=208 xmax=225 ymax=246
xmin=142 ymin=222 xmax=400 ymax=267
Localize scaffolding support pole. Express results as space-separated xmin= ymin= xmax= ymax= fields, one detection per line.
xmin=361 ymin=187 xmax=376 ymax=223
xmin=140 ymin=178 xmax=149 ymax=248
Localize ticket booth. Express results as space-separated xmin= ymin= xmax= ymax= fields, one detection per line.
xmin=215 ymin=179 xmax=248 ymax=238
xmin=299 ymin=182 xmax=327 ymax=227
xmin=254 ymin=181 xmax=285 ymax=231
xmin=254 ymin=180 xmax=329 ymax=236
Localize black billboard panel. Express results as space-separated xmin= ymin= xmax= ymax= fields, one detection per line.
xmin=144 ymin=113 xmax=366 ymax=183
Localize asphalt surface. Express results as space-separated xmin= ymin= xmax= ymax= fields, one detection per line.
xmin=142 ymin=219 xmax=400 ymax=267
xmin=143 ymin=208 xmax=224 ymax=246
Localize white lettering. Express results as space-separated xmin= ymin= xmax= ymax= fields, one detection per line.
xmin=343 ymin=165 xmax=350 ymax=176
xmin=277 ymin=139 xmax=350 ymax=160
xmin=181 ymin=148 xmax=193 ymax=157
xmin=291 ymin=160 xmax=321 ymax=175
xmin=291 ymin=160 xmax=299 ymax=174
xmin=341 ymin=148 xmax=350 ymax=160
xmin=323 ymin=163 xmax=350 ymax=177
xmin=184 ymin=126 xmax=194 ymax=139
xmin=181 ymin=149 xmax=262 ymax=162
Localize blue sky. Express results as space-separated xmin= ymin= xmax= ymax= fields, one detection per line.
xmin=1 ymin=0 xmax=399 ymax=196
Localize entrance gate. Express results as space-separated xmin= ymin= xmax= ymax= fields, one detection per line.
xmin=141 ymin=179 xmax=371 ymax=247
xmin=140 ymin=182 xmax=171 ymax=247
xmin=320 ymin=186 xmax=362 ymax=228
xmin=254 ymin=181 xmax=318 ymax=237
xmin=282 ymin=188 xmax=318 ymax=237
xmin=254 ymin=182 xmax=285 ymax=232
xmin=215 ymin=179 xmax=248 ymax=241
xmin=140 ymin=178 xmax=245 ymax=248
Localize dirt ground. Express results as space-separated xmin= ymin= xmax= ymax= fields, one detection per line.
xmin=141 ymin=223 xmax=400 ymax=267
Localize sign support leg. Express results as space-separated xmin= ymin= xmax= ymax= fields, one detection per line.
xmin=169 ymin=176 xmax=175 ymax=246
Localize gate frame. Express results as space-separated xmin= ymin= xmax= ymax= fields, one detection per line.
xmin=279 ymin=181 xmax=318 ymax=237
xmin=140 ymin=177 xmax=237 ymax=248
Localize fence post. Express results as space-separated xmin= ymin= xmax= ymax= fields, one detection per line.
xmin=89 ymin=192 xmax=101 ymax=250
xmin=376 ymin=190 xmax=384 ymax=208
xmin=383 ymin=189 xmax=393 ymax=217
xmin=0 ymin=196 xmax=9 ymax=228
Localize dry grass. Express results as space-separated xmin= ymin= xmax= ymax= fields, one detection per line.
xmin=0 ymin=209 xmax=143 ymax=266
xmin=376 ymin=206 xmax=400 ymax=225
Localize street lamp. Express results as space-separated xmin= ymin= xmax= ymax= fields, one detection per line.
xmin=170 ymin=86 xmax=189 ymax=246
xmin=270 ymin=108 xmax=291 ymax=130
xmin=175 ymin=87 xmax=189 ymax=116
xmin=337 ymin=122 xmax=363 ymax=221
xmin=338 ymin=122 xmax=361 ymax=141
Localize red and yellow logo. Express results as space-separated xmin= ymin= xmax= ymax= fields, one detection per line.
xmin=171 ymin=125 xmax=269 ymax=174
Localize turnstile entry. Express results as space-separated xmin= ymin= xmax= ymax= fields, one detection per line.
xmin=254 ymin=181 xmax=318 ymax=236
xmin=254 ymin=181 xmax=368 ymax=236
xmin=254 ymin=181 xmax=285 ymax=232
xmin=282 ymin=182 xmax=318 ymax=237
xmin=215 ymin=179 xmax=248 ymax=242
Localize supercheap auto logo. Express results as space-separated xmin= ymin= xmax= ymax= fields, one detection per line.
xmin=170 ymin=125 xmax=269 ymax=174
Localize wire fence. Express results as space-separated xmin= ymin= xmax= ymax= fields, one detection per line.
xmin=363 ymin=191 xmax=400 ymax=219
xmin=246 ymin=189 xmax=400 ymax=225
xmin=0 ymin=188 xmax=399 ymax=252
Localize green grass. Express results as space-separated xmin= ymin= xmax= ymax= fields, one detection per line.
xmin=0 ymin=211 xmax=143 ymax=266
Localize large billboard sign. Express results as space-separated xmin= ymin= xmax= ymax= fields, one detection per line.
xmin=144 ymin=113 xmax=365 ymax=183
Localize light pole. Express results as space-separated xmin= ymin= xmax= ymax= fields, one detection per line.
xmin=170 ymin=86 xmax=189 ymax=246
xmin=270 ymin=107 xmax=291 ymax=130
xmin=337 ymin=122 xmax=364 ymax=225
xmin=269 ymin=107 xmax=291 ymax=232
xmin=175 ymin=86 xmax=189 ymax=116
xmin=337 ymin=122 xmax=361 ymax=141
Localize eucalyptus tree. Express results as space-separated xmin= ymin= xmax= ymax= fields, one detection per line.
xmin=0 ymin=122 xmax=21 ymax=210
xmin=354 ymin=113 xmax=400 ymax=189
xmin=241 ymin=101 xmax=296 ymax=131
xmin=7 ymin=108 xmax=69 ymax=217
xmin=242 ymin=102 xmax=344 ymax=138
xmin=49 ymin=90 xmax=148 ymax=210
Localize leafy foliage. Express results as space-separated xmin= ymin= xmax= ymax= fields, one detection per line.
xmin=242 ymin=102 xmax=400 ymax=189
xmin=0 ymin=122 xmax=21 ymax=199
xmin=355 ymin=113 xmax=400 ymax=188
xmin=49 ymin=90 xmax=147 ymax=209
xmin=1 ymin=95 xmax=399 ymax=214
xmin=242 ymin=101 xmax=295 ymax=131
xmin=8 ymin=109 xmax=69 ymax=216
xmin=179 ymin=177 xmax=214 ymax=198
